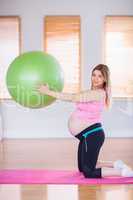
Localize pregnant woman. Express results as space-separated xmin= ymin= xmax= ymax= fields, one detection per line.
xmin=37 ymin=64 xmax=133 ymax=178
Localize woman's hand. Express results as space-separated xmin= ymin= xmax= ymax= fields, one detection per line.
xmin=37 ymin=83 xmax=49 ymax=95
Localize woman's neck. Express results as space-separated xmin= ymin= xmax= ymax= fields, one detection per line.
xmin=92 ymin=86 xmax=104 ymax=90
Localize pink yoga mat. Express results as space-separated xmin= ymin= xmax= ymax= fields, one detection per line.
xmin=0 ymin=169 xmax=133 ymax=184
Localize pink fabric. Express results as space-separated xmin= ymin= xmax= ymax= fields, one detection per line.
xmin=73 ymin=98 xmax=105 ymax=124
xmin=0 ymin=169 xmax=133 ymax=184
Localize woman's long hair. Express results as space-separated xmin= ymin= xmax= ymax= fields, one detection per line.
xmin=91 ymin=64 xmax=112 ymax=109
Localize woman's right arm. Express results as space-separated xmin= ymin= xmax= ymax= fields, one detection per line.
xmin=37 ymin=84 xmax=104 ymax=102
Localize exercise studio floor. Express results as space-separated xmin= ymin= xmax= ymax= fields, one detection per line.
xmin=0 ymin=138 xmax=133 ymax=200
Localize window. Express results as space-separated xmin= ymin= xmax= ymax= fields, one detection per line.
xmin=44 ymin=16 xmax=81 ymax=93
xmin=105 ymin=16 xmax=133 ymax=98
xmin=0 ymin=16 xmax=21 ymax=99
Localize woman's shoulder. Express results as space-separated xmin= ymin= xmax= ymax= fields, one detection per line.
xmin=97 ymin=89 xmax=105 ymax=95
xmin=92 ymin=89 xmax=106 ymax=102
xmin=82 ymin=89 xmax=105 ymax=102
xmin=91 ymin=89 xmax=105 ymax=96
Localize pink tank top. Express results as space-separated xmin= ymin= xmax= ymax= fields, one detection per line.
xmin=73 ymin=95 xmax=105 ymax=124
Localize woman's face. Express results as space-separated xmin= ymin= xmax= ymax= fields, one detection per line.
xmin=91 ymin=70 xmax=105 ymax=89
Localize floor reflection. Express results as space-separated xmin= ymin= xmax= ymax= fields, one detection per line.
xmin=0 ymin=184 xmax=133 ymax=200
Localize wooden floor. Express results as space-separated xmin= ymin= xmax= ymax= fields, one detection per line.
xmin=0 ymin=138 xmax=133 ymax=200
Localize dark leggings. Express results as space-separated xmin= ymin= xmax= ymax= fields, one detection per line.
xmin=75 ymin=123 xmax=105 ymax=178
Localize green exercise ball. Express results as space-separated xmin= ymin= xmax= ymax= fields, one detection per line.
xmin=6 ymin=51 xmax=64 ymax=108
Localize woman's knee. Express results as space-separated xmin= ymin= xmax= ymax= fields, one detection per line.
xmin=82 ymin=166 xmax=102 ymax=178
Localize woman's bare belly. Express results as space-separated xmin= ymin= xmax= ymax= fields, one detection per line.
xmin=68 ymin=113 xmax=94 ymax=136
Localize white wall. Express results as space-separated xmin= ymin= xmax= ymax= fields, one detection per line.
xmin=0 ymin=0 xmax=133 ymax=138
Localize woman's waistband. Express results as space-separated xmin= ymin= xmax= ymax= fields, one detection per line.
xmin=75 ymin=123 xmax=102 ymax=140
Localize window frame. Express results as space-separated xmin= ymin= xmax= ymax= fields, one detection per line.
xmin=104 ymin=15 xmax=133 ymax=100
xmin=43 ymin=15 xmax=82 ymax=93
xmin=0 ymin=15 xmax=21 ymax=100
